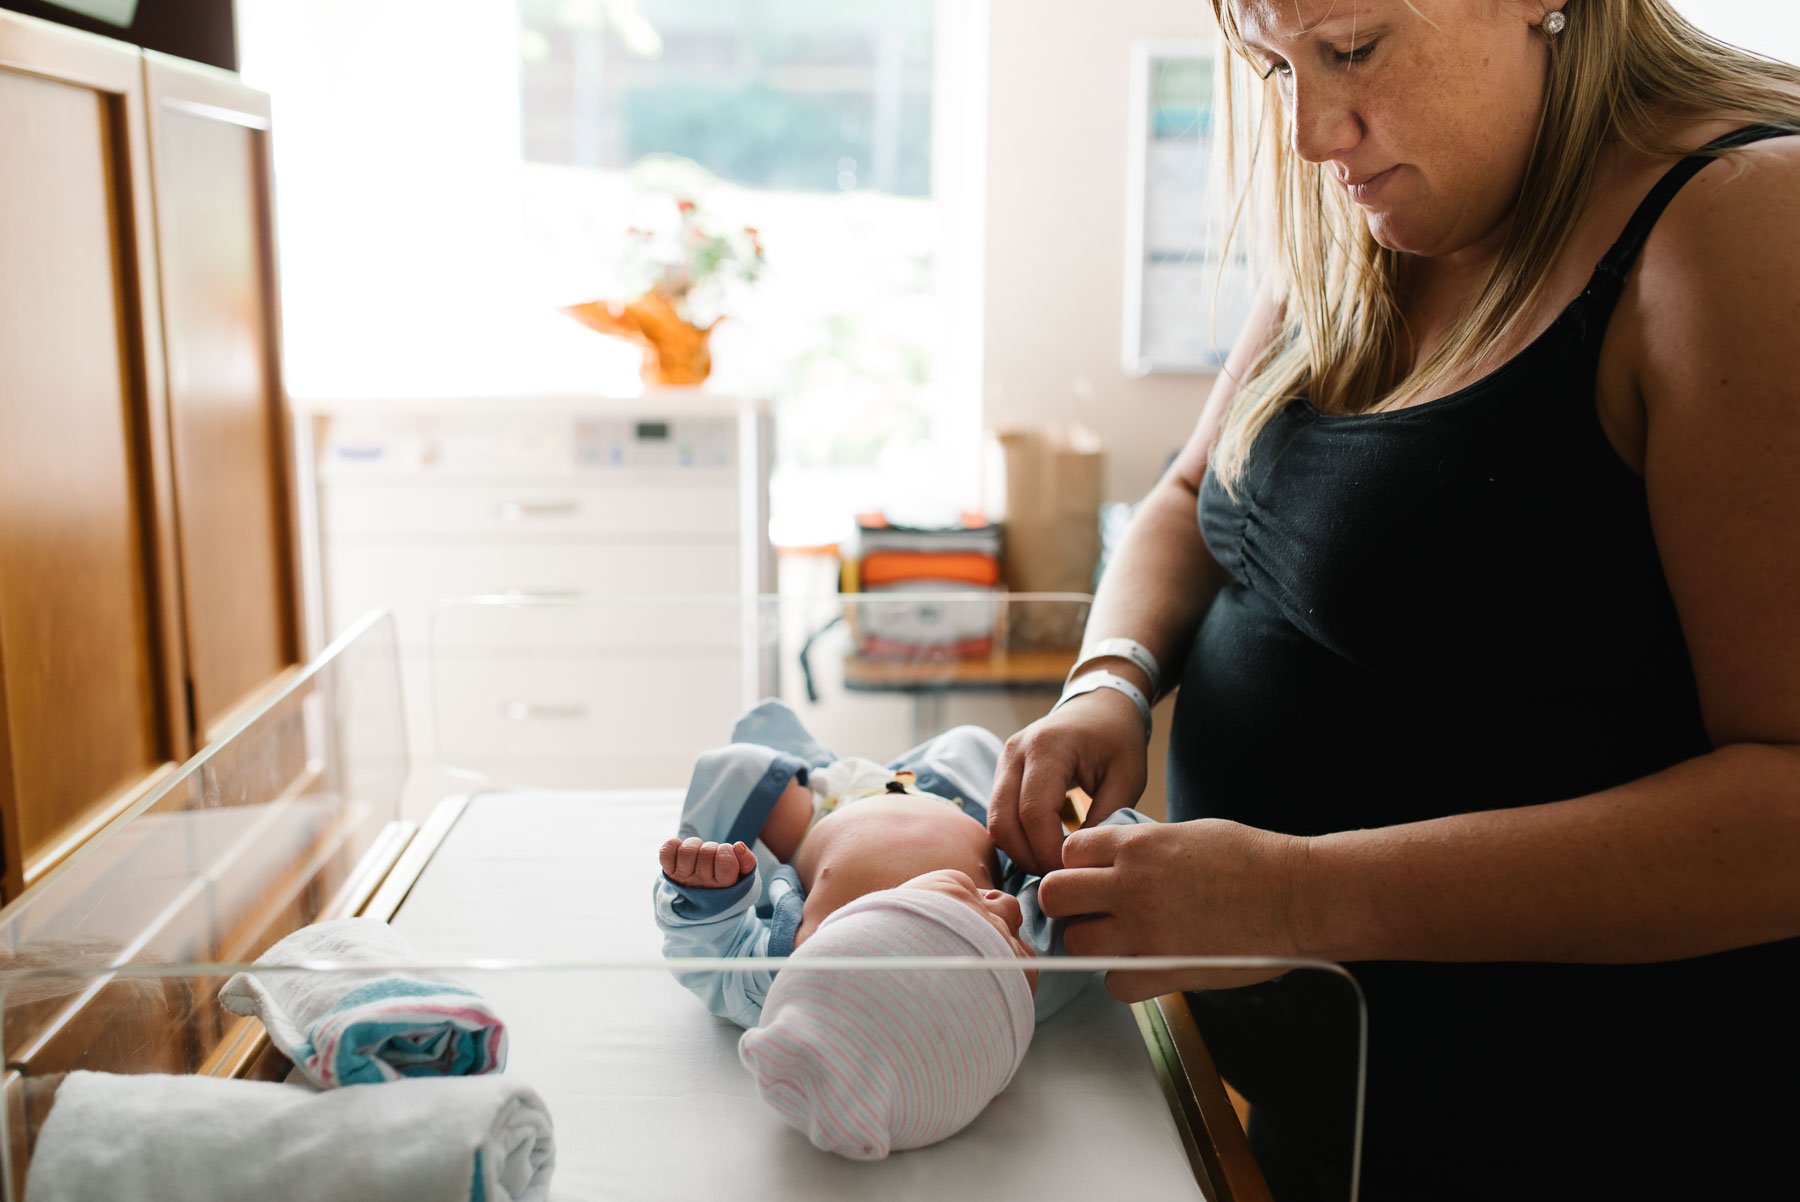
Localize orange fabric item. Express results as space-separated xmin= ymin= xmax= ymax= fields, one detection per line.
xmin=859 ymin=552 xmax=1001 ymax=588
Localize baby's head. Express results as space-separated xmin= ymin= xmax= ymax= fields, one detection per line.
xmin=737 ymin=880 xmax=1038 ymax=1160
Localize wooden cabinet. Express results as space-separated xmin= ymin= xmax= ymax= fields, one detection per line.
xmin=0 ymin=12 xmax=298 ymax=899
xmin=143 ymin=52 xmax=299 ymax=740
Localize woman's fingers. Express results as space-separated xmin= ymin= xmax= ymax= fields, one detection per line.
xmin=1037 ymin=865 xmax=1115 ymax=921
xmin=1060 ymin=912 xmax=1126 ymax=957
xmin=1016 ymin=752 xmax=1074 ymax=874
xmin=991 ymin=696 xmax=1150 ymax=874
xmin=987 ymin=740 xmax=1033 ymax=871
xmin=1060 ymin=823 xmax=1124 ymax=869
xmin=1086 ymin=757 xmax=1148 ymax=827
xmin=1103 ymin=969 xmax=1196 ymax=1003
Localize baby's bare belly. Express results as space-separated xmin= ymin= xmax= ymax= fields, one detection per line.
xmin=791 ymin=794 xmax=998 ymax=897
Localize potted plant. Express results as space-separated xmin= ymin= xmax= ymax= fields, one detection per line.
xmin=562 ymin=196 xmax=766 ymax=388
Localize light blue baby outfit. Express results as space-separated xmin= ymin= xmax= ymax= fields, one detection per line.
xmin=652 ymin=699 xmax=1150 ymax=1029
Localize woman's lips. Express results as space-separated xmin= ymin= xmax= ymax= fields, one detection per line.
xmin=1347 ymin=165 xmax=1399 ymax=205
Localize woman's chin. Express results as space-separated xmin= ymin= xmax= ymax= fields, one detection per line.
xmin=1363 ymin=213 xmax=1429 ymax=255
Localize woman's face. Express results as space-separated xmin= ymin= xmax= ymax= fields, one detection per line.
xmin=1233 ymin=0 xmax=1557 ymax=260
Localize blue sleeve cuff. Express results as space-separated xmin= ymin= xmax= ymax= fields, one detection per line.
xmin=663 ymin=870 xmax=758 ymax=919
xmin=725 ymin=751 xmax=810 ymax=849
xmin=765 ymin=865 xmax=805 ymax=956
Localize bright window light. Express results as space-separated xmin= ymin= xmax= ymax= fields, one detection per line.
xmin=239 ymin=0 xmax=984 ymax=548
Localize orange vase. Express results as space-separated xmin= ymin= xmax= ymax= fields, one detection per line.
xmin=561 ymin=291 xmax=716 ymax=388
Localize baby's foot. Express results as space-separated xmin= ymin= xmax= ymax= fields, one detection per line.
xmin=659 ymin=837 xmax=758 ymax=888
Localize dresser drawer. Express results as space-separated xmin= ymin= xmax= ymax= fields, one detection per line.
xmin=320 ymin=481 xmax=740 ymax=537
xmin=424 ymin=652 xmax=750 ymax=779
xmin=324 ymin=541 xmax=739 ymax=647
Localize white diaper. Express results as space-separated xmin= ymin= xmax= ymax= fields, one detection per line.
xmin=807 ymin=757 xmax=962 ymax=831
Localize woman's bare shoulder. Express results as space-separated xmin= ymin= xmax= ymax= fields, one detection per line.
xmin=1589 ymin=115 xmax=1798 ymax=467
xmin=1633 ymin=125 xmax=1800 ymax=338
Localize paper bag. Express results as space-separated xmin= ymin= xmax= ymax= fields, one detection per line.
xmin=995 ymin=425 xmax=1104 ymax=650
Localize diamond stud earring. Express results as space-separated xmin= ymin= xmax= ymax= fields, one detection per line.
xmin=1543 ymin=10 xmax=1567 ymax=35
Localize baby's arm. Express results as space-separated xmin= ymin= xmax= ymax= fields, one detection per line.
xmin=658 ymin=769 xmax=814 ymax=888
xmin=659 ymin=837 xmax=758 ymax=889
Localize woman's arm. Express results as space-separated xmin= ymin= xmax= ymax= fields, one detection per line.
xmin=988 ymin=285 xmax=1282 ymax=873
xmin=1066 ymin=282 xmax=1285 ymax=695
xmin=1041 ymin=139 xmax=1800 ymax=995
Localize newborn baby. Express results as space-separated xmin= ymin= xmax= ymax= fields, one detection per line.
xmin=659 ymin=768 xmax=1035 ymax=961
xmin=652 ymin=699 xmax=1148 ymax=1159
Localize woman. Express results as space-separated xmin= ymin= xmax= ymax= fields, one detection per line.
xmin=986 ymin=1 xmax=1800 ymax=1197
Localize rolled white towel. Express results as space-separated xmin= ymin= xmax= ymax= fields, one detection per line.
xmin=25 ymin=1071 xmax=555 ymax=1202
xmin=220 ymin=918 xmax=506 ymax=1087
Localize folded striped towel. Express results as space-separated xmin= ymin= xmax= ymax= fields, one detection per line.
xmin=25 ymin=1071 xmax=554 ymax=1202
xmin=220 ymin=918 xmax=507 ymax=1088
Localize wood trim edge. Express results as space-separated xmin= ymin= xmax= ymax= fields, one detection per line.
xmin=1152 ymin=992 xmax=1272 ymax=1202
xmin=19 ymin=762 xmax=178 ymax=889
xmin=362 ymin=795 xmax=470 ymax=921
xmin=1133 ymin=997 xmax=1219 ymax=1197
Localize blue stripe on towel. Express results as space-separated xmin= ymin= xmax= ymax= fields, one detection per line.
xmin=286 ymin=976 xmax=506 ymax=1086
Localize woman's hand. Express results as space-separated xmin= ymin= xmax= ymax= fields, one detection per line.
xmin=988 ymin=689 xmax=1150 ymax=875
xmin=1038 ymin=817 xmax=1309 ymax=1000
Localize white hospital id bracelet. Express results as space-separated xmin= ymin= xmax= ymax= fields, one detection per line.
xmin=1069 ymin=637 xmax=1162 ymax=700
xmin=1054 ymin=670 xmax=1153 ymax=742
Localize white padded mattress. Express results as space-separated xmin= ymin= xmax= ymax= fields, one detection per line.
xmin=390 ymin=788 xmax=1205 ymax=1201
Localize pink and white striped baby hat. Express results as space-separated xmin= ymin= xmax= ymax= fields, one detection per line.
xmin=737 ymin=887 xmax=1036 ymax=1160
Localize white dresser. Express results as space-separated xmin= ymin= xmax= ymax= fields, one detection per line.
xmin=295 ymin=393 xmax=773 ymax=817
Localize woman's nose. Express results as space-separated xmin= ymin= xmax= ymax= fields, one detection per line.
xmin=1289 ymin=76 xmax=1361 ymax=166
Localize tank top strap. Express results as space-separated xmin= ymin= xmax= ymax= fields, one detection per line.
xmin=1586 ymin=123 xmax=1795 ymax=301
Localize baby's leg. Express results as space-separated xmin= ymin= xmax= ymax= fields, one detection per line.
xmin=758 ymin=775 xmax=816 ymax=862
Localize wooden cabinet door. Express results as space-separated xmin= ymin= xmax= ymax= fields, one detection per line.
xmin=0 ymin=13 xmax=192 ymax=897
xmin=143 ymin=53 xmax=298 ymax=740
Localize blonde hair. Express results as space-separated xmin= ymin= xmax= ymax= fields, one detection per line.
xmin=1208 ymin=0 xmax=1800 ymax=492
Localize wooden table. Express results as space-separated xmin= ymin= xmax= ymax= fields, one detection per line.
xmin=841 ymin=648 xmax=1079 ymax=743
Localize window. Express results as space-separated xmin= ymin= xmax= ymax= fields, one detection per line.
xmin=514 ymin=0 xmax=974 ymax=543
xmin=238 ymin=0 xmax=982 ymax=545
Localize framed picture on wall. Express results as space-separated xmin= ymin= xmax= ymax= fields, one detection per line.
xmin=1122 ymin=39 xmax=1254 ymax=375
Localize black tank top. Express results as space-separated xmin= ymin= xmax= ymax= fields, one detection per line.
xmin=1170 ymin=125 xmax=1798 ymax=1200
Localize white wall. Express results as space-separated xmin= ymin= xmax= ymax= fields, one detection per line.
xmin=982 ymin=0 xmax=1216 ymax=505
xmin=1671 ymin=1 xmax=1800 ymax=65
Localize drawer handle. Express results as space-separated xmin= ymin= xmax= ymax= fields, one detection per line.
xmin=498 ymin=588 xmax=582 ymax=600
xmin=501 ymin=700 xmax=588 ymax=722
xmin=498 ymin=499 xmax=580 ymax=520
